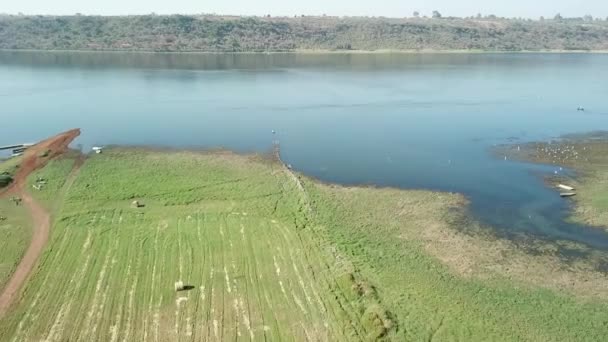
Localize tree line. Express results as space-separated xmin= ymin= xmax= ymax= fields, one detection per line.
xmin=0 ymin=14 xmax=607 ymax=52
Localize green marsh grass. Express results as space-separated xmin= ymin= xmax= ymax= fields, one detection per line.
xmin=0 ymin=147 xmax=607 ymax=341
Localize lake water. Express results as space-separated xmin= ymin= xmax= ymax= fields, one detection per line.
xmin=2 ymin=51 xmax=608 ymax=249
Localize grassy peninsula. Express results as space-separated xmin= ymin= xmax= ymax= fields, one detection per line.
xmin=1 ymin=14 xmax=607 ymax=52
xmin=1 ymin=140 xmax=608 ymax=341
xmin=502 ymin=132 xmax=608 ymax=230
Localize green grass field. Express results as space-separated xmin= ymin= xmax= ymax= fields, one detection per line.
xmin=0 ymin=156 xmax=31 ymax=292
xmin=0 ymin=198 xmax=31 ymax=293
xmin=0 ymin=147 xmax=607 ymax=341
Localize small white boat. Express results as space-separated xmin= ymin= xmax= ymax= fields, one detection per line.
xmin=557 ymin=184 xmax=575 ymax=191
xmin=560 ymin=192 xmax=576 ymax=198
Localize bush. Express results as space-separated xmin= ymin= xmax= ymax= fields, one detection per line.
xmin=0 ymin=174 xmax=13 ymax=188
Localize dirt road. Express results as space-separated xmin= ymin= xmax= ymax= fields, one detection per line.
xmin=0 ymin=129 xmax=80 ymax=317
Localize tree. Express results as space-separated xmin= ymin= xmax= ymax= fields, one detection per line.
xmin=584 ymin=14 xmax=593 ymax=22
xmin=413 ymin=11 xmax=420 ymax=18
xmin=554 ymin=13 xmax=563 ymax=21
xmin=432 ymin=11 xmax=442 ymax=19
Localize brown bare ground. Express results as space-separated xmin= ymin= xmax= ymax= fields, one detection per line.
xmin=0 ymin=129 xmax=80 ymax=317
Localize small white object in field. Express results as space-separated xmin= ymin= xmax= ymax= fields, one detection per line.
xmin=175 ymin=281 xmax=184 ymax=292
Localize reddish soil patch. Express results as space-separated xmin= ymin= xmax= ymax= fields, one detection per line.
xmin=0 ymin=129 xmax=80 ymax=317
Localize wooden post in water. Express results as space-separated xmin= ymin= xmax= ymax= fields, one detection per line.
xmin=272 ymin=140 xmax=281 ymax=162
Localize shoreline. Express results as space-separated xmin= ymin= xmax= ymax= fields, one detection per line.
xmin=2 ymin=48 xmax=608 ymax=55
xmin=499 ymin=135 xmax=608 ymax=231
xmin=3 ymin=135 xmax=608 ymax=340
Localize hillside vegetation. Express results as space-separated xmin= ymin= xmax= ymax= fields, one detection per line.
xmin=1 ymin=15 xmax=608 ymax=52
xmin=1 ymin=147 xmax=608 ymax=341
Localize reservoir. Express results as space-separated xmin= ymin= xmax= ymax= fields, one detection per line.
xmin=1 ymin=51 xmax=608 ymax=248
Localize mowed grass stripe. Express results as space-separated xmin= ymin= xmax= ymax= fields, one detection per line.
xmin=71 ymin=212 xmax=120 ymax=341
xmin=108 ymin=213 xmax=139 ymax=342
xmin=256 ymin=217 xmax=315 ymax=340
xmin=243 ymin=215 xmax=280 ymax=341
xmin=196 ymin=214 xmax=208 ymax=341
xmin=5 ymin=216 xmax=78 ymax=342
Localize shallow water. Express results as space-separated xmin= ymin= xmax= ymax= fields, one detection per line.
xmin=1 ymin=51 xmax=608 ymax=248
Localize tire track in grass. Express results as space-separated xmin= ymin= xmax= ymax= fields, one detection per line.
xmin=225 ymin=221 xmax=240 ymax=340
xmin=276 ymin=219 xmax=351 ymax=341
xmin=194 ymin=212 xmax=207 ymax=342
xmin=110 ymin=214 xmax=139 ymax=342
xmin=89 ymin=212 xmax=123 ymax=340
xmin=80 ymin=213 xmax=119 ymax=340
xmin=67 ymin=214 xmax=115 ymax=341
xmin=192 ymin=212 xmax=207 ymax=341
xmin=274 ymin=239 xmax=309 ymax=325
xmin=30 ymin=219 xmax=78 ymax=340
xmin=183 ymin=215 xmax=196 ymax=341
xmin=278 ymin=221 xmax=331 ymax=339
xmin=10 ymin=215 xmax=84 ymax=342
xmin=153 ymin=220 xmax=170 ymax=342
xmin=283 ymin=170 xmax=366 ymax=340
xmin=209 ymin=267 xmax=216 ymax=341
xmin=284 ymin=214 xmax=362 ymax=340
xmin=277 ymin=223 xmax=315 ymax=309
xmin=297 ymin=237 xmax=346 ymax=340
xmin=242 ymin=220 xmax=271 ymax=342
xmin=213 ymin=215 xmax=227 ymax=341
xmin=175 ymin=216 xmax=195 ymax=341
xmin=226 ymin=217 xmax=246 ymax=340
xmin=131 ymin=217 xmax=156 ymax=341
xmin=121 ymin=230 xmax=146 ymax=342
xmin=219 ymin=215 xmax=229 ymax=342
xmin=274 ymin=239 xmax=311 ymax=330
xmin=142 ymin=222 xmax=161 ymax=342
xmin=238 ymin=222 xmax=256 ymax=341
xmin=256 ymin=217 xmax=291 ymax=340
xmin=45 ymin=212 xmax=113 ymax=342
xmin=174 ymin=218 xmax=183 ymax=340
xmin=42 ymin=214 xmax=106 ymax=342
xmin=207 ymin=215 xmax=221 ymax=341
xmin=204 ymin=215 xmax=215 ymax=342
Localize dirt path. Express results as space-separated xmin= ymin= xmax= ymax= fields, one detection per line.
xmin=0 ymin=129 xmax=80 ymax=318
xmin=0 ymin=191 xmax=50 ymax=316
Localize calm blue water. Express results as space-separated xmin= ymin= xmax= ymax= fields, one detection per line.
xmin=2 ymin=51 xmax=608 ymax=248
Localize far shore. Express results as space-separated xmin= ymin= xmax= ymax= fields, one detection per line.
xmin=2 ymin=48 xmax=608 ymax=55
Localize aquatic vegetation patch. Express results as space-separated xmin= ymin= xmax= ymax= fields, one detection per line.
xmin=500 ymin=135 xmax=608 ymax=230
